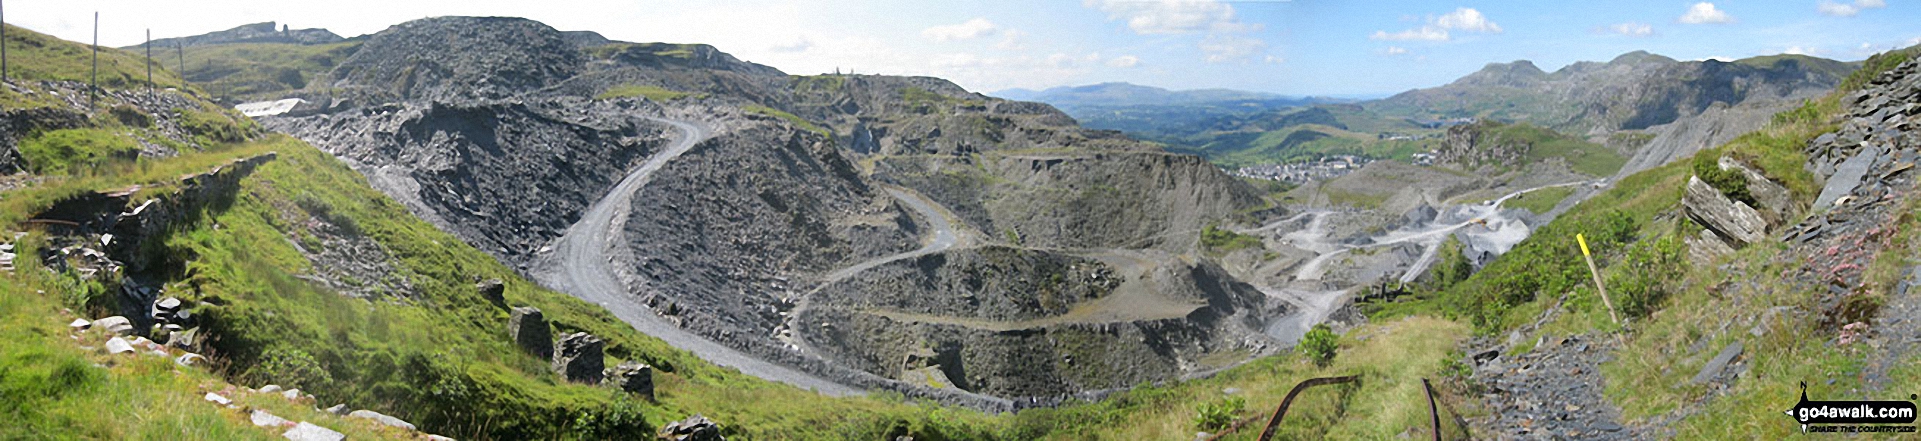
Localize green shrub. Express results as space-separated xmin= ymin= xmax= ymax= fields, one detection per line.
xmin=1299 ymin=324 xmax=1339 ymax=367
xmin=255 ymin=346 xmax=334 ymax=392
xmin=1605 ymin=234 xmax=1687 ymax=319
xmin=1192 ymin=395 xmax=1246 ymax=431
xmin=1692 ymin=151 xmax=1753 ymax=205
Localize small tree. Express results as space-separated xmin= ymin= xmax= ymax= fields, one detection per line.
xmin=1299 ymin=324 xmax=1339 ymax=367
xmin=1193 ymin=395 xmax=1246 ymax=431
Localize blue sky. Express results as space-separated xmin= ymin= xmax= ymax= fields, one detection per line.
xmin=15 ymin=1 xmax=1921 ymax=96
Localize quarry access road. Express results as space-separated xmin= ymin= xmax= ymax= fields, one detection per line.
xmin=533 ymin=117 xmax=862 ymax=397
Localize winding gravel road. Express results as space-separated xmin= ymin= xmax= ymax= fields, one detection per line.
xmin=821 ymin=188 xmax=962 ymax=282
xmin=532 ymin=117 xmax=861 ymax=397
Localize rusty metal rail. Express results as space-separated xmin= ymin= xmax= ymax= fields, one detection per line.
xmin=1254 ymin=375 xmax=1358 ymax=441
xmin=1195 ymin=375 xmax=1452 ymax=441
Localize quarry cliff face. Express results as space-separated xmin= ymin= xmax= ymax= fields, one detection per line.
xmin=250 ymin=15 xmax=1279 ymax=404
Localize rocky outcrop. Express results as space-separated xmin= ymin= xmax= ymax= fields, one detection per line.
xmin=347 ymin=409 xmax=417 ymax=431
xmin=324 ymin=17 xmax=584 ymax=103
xmin=1684 ymin=176 xmax=1769 ymax=246
xmin=605 ymin=360 xmax=654 ymax=398
xmin=552 ymin=332 xmax=605 ymax=384
xmin=477 ymin=279 xmax=506 ymax=308
xmin=619 ymin=122 xmax=919 ymax=353
xmin=659 ymin=414 xmax=725 ymax=441
xmin=265 ymin=100 xmax=667 ymax=263
xmin=140 ymin=22 xmax=343 ymax=49
xmin=510 ymin=307 xmax=553 ymax=358
xmin=800 ymin=253 xmax=1283 ymax=399
xmin=877 ymin=151 xmax=1263 ymax=250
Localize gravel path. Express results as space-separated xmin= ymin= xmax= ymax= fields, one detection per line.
xmin=1471 ymin=333 xmax=1640 ymax=440
xmin=531 ymin=117 xmax=862 ymax=397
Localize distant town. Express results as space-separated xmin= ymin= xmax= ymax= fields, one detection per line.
xmin=1231 ymin=155 xmax=1369 ymax=184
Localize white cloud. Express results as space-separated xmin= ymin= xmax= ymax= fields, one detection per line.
xmin=1199 ymin=35 xmax=1266 ymax=62
xmin=1107 ymin=55 xmax=1141 ymax=68
xmin=1910 ymin=36 xmax=1921 ymax=47
xmin=922 ymin=18 xmax=997 ymax=42
xmin=1435 ymin=8 xmax=1502 ymax=33
xmin=768 ymin=36 xmax=813 ymax=53
xmin=1607 ymin=22 xmax=1653 ymax=37
xmin=1086 ymin=0 xmax=1270 ymax=63
xmin=1679 ymin=3 xmax=1734 ymax=24
xmin=1784 ymin=45 xmax=1820 ymax=55
xmin=1383 ymin=46 xmax=1409 ymax=56
xmin=1372 ymin=7 xmax=1502 ymax=42
xmin=1371 ymin=26 xmax=1450 ymax=41
xmin=994 ymin=29 xmax=1027 ymax=50
xmin=1263 ymin=55 xmax=1285 ymax=64
xmin=1818 ymin=0 xmax=1887 ymax=17
xmin=1084 ymin=0 xmax=1257 ymax=35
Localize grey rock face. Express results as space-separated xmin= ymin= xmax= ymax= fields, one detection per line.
xmin=326 ymin=17 xmax=584 ymax=102
xmin=265 ymin=100 xmax=665 ymax=264
xmin=552 ymin=332 xmax=605 ymax=384
xmin=1815 ymin=146 xmax=1879 ymax=210
xmin=605 ymin=360 xmax=654 ymax=398
xmin=509 ymin=306 xmax=553 ymax=358
xmin=1683 ymin=176 xmax=1768 ymax=246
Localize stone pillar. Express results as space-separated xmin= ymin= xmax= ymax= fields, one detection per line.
xmin=509 ymin=306 xmax=552 ymax=358
xmin=553 ymin=332 xmax=604 ymax=384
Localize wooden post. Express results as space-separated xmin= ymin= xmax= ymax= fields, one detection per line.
xmin=1577 ymin=234 xmax=1621 ymax=325
xmin=90 ymin=12 xmax=97 ymax=110
xmin=2 ymin=0 xmax=9 ymax=84
xmin=145 ymin=29 xmax=152 ymax=100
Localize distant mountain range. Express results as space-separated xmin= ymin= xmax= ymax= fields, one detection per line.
xmin=1370 ymin=50 xmax=1854 ymax=133
xmin=991 ymin=82 xmax=1341 ymax=109
xmin=991 ymin=82 xmax=1349 ymax=137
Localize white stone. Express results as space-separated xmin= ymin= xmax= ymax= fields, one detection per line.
xmin=259 ymin=385 xmax=283 ymax=394
xmin=282 ymin=422 xmax=345 ymax=441
xmin=175 ymin=353 xmax=206 ymax=367
xmin=348 ymin=409 xmax=416 ymax=431
xmin=251 ymin=410 xmax=291 ymax=427
xmin=104 ymin=337 xmax=135 ymax=355
xmin=203 ymin=392 xmax=232 ymax=405
xmin=68 ymin=319 xmax=91 ymax=330
xmin=91 ymin=316 xmax=134 ymax=335
xmin=282 ymin=389 xmax=302 ymax=401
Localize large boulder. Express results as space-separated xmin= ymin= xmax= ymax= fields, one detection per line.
xmin=477 ymin=279 xmax=506 ymax=308
xmin=1683 ymin=176 xmax=1768 ymax=246
xmin=552 ymin=332 xmax=604 ymax=384
xmin=509 ymin=306 xmax=553 ymax=358
xmin=658 ymin=414 xmax=725 ymax=441
xmin=605 ymin=360 xmax=654 ymax=399
xmin=1717 ymin=156 xmax=1792 ymax=225
xmin=91 ymin=316 xmax=135 ymax=336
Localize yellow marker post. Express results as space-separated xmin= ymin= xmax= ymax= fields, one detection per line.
xmin=1577 ymin=234 xmax=1621 ymax=325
